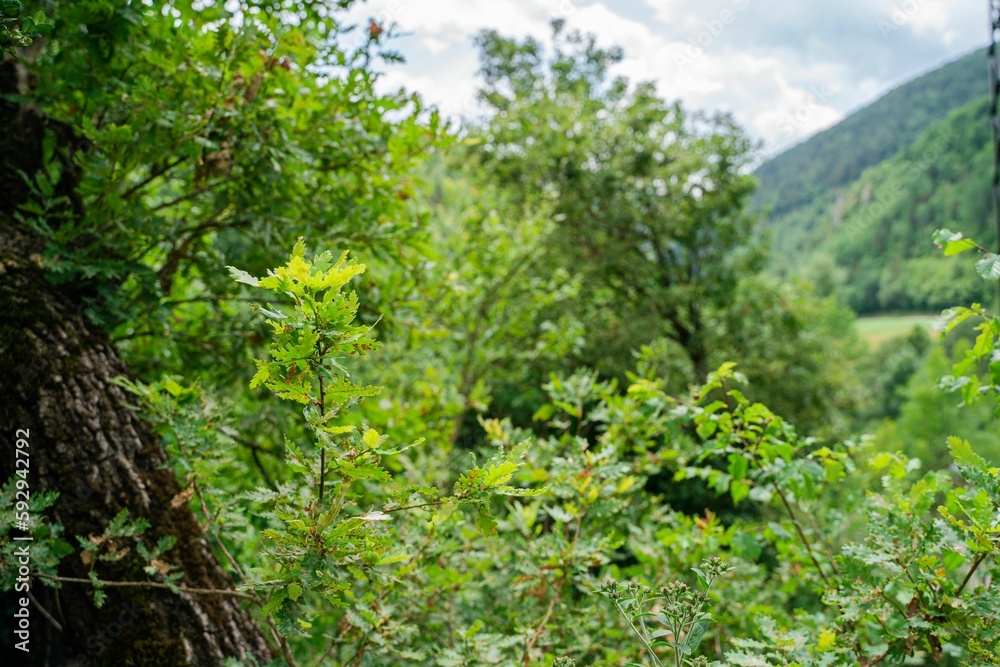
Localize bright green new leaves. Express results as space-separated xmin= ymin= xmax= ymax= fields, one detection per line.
xmin=932 ymin=228 xmax=981 ymax=257
xmin=230 ymin=242 xmax=534 ymax=639
xmin=229 ymin=241 xmax=393 ymax=631
xmin=231 ymin=238 xmax=381 ymax=410
xmin=453 ymin=441 xmax=542 ymax=536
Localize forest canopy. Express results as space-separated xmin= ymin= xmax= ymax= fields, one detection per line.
xmin=2 ymin=2 xmax=1000 ymax=667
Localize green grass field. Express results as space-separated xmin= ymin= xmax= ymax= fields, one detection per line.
xmin=854 ymin=314 xmax=941 ymax=348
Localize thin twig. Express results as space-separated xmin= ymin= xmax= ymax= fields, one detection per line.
xmin=121 ymin=156 xmax=188 ymax=200
xmin=879 ymin=591 xmax=907 ymax=619
xmin=231 ymin=435 xmax=279 ymax=491
xmin=523 ymin=591 xmax=560 ymax=665
xmin=743 ymin=432 xmax=834 ymax=587
xmin=37 ymin=574 xmax=254 ymax=599
xmin=382 ymin=500 xmax=448 ymax=514
xmin=956 ymin=552 xmax=989 ymax=596
xmin=148 ymin=178 xmax=230 ymax=213
xmin=28 ymin=590 xmax=63 ymax=631
xmin=315 ymin=315 xmax=327 ymax=503
xmin=522 ymin=514 xmax=584 ymax=665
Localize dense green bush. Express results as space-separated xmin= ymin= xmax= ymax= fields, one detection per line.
xmin=3 ymin=1 xmax=1000 ymax=665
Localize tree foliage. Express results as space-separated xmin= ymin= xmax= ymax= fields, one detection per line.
xmin=467 ymin=23 xmax=761 ymax=380
xmin=2 ymin=2 xmax=1000 ymax=666
xmin=762 ymin=87 xmax=996 ymax=314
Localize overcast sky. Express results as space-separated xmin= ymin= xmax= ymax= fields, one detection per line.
xmin=341 ymin=0 xmax=987 ymax=157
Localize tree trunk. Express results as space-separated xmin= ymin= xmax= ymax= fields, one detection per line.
xmin=1 ymin=60 xmax=275 ymax=667
xmin=665 ymin=308 xmax=709 ymax=382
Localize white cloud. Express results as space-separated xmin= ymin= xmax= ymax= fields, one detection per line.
xmin=355 ymin=0 xmax=552 ymax=41
xmin=422 ymin=36 xmax=450 ymax=55
xmin=341 ymin=0 xmax=985 ymax=150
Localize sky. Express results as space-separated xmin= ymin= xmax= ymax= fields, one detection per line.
xmin=341 ymin=0 xmax=988 ymax=157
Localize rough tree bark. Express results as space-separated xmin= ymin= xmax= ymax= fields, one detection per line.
xmin=1 ymin=60 xmax=276 ymax=666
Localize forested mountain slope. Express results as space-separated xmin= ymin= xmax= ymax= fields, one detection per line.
xmin=756 ymin=49 xmax=997 ymax=313
xmin=755 ymin=48 xmax=985 ymax=219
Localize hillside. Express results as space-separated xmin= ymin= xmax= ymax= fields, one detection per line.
xmin=755 ymin=48 xmax=986 ymax=219
xmin=756 ymin=48 xmax=998 ymax=314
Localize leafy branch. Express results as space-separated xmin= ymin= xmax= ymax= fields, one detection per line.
xmin=601 ymin=558 xmax=732 ymax=667
xmin=226 ymin=239 xmax=540 ymax=637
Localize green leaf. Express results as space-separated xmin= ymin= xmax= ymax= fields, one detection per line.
xmin=870 ymin=452 xmax=894 ymax=471
xmin=362 ymin=428 xmax=381 ymax=448
xmin=975 ymin=253 xmax=1000 ymax=281
xmin=227 ymin=266 xmax=259 ymax=287
xmin=474 ymin=506 xmax=498 ymax=536
xmin=162 ymin=378 xmax=186 ymax=397
xmin=941 ymin=306 xmax=978 ymax=335
xmin=727 ymin=453 xmax=748 ymax=480
xmin=944 ymin=238 xmax=978 ymax=256
xmin=730 ymin=480 xmax=750 ymax=505
xmin=933 ymin=229 xmax=978 ymax=256
xmin=823 ymin=459 xmax=845 ymax=483
xmin=942 ymin=549 xmax=966 ymax=572
xmin=483 ymin=460 xmax=519 ymax=488
xmin=685 ymin=621 xmax=710 ymax=651
xmin=258 ymin=305 xmax=288 ymax=320
xmin=947 ymin=436 xmax=978 ymax=467
xmin=249 ymin=362 xmax=270 ymax=389
xmin=262 ymin=588 xmax=288 ymax=617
